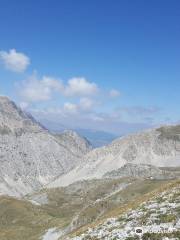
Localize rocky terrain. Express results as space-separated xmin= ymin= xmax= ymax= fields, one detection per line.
xmin=68 ymin=180 xmax=180 ymax=240
xmin=0 ymin=96 xmax=92 ymax=197
xmin=0 ymin=96 xmax=180 ymax=240
xmin=0 ymin=96 xmax=180 ymax=197
xmin=48 ymin=126 xmax=180 ymax=188
xmin=54 ymin=130 xmax=92 ymax=161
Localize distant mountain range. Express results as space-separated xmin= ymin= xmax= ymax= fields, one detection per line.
xmin=38 ymin=119 xmax=118 ymax=147
xmin=75 ymin=128 xmax=118 ymax=147
xmin=0 ymin=96 xmax=180 ymax=197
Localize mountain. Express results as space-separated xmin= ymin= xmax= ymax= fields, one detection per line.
xmin=0 ymin=98 xmax=179 ymax=240
xmin=48 ymin=126 xmax=180 ymax=188
xmin=54 ymin=130 xmax=92 ymax=157
xmin=75 ymin=129 xmax=118 ymax=147
xmin=35 ymin=118 xmax=117 ymax=147
xmin=0 ymin=96 xmax=92 ymax=197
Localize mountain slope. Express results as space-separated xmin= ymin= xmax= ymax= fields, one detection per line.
xmin=0 ymin=178 xmax=176 ymax=240
xmin=68 ymin=180 xmax=180 ymax=240
xmin=49 ymin=126 xmax=180 ymax=187
xmin=0 ymin=96 xmax=91 ymax=197
xmin=54 ymin=130 xmax=92 ymax=158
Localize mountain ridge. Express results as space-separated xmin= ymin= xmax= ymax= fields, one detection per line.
xmin=0 ymin=96 xmax=92 ymax=197
xmin=48 ymin=126 xmax=180 ymax=188
xmin=0 ymin=96 xmax=180 ymax=196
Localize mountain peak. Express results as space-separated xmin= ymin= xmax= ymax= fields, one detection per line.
xmin=0 ymin=97 xmax=92 ymax=197
xmin=0 ymin=96 xmax=43 ymax=134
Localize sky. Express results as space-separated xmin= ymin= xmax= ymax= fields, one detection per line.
xmin=0 ymin=0 xmax=179 ymax=134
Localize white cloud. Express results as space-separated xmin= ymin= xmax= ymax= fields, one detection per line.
xmin=64 ymin=77 xmax=98 ymax=96
xmin=63 ymin=98 xmax=95 ymax=114
xmin=30 ymin=105 xmax=152 ymax=135
xmin=19 ymin=75 xmax=100 ymax=103
xmin=20 ymin=74 xmax=63 ymax=102
xmin=89 ymin=114 xmax=105 ymax=122
xmin=63 ymin=102 xmax=78 ymax=114
xmin=0 ymin=49 xmax=30 ymax=72
xmin=109 ymin=89 xmax=120 ymax=98
xmin=79 ymin=97 xmax=94 ymax=111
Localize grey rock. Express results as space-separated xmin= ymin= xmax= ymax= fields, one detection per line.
xmin=49 ymin=127 xmax=180 ymax=187
xmin=0 ymin=96 xmax=91 ymax=197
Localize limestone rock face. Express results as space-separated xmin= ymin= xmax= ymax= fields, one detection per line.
xmin=0 ymin=96 xmax=92 ymax=197
xmin=49 ymin=126 xmax=180 ymax=188
xmin=1 ymin=96 xmax=180 ymax=196
xmin=0 ymin=96 xmax=43 ymax=134
xmin=54 ymin=130 xmax=92 ymax=159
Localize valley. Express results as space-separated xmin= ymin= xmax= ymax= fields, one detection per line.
xmin=0 ymin=97 xmax=179 ymax=239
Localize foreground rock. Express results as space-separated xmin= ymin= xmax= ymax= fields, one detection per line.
xmin=69 ymin=182 xmax=180 ymax=240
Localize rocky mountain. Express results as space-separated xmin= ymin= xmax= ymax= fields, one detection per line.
xmin=0 ymin=97 xmax=179 ymax=240
xmin=37 ymin=117 xmax=118 ymax=147
xmin=103 ymin=163 xmax=180 ymax=179
xmin=0 ymin=96 xmax=92 ymax=197
xmin=0 ymin=96 xmax=179 ymax=200
xmin=54 ymin=130 xmax=92 ymax=158
xmin=49 ymin=126 xmax=180 ymax=188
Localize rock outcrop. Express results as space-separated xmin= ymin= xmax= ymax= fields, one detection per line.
xmin=0 ymin=96 xmax=92 ymax=197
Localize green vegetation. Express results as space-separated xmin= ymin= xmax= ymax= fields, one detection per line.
xmin=0 ymin=196 xmax=61 ymax=240
xmin=125 ymin=237 xmax=139 ymax=240
xmin=142 ymin=231 xmax=180 ymax=240
xmin=0 ymin=179 xmax=178 ymax=240
xmin=155 ymin=214 xmax=177 ymax=224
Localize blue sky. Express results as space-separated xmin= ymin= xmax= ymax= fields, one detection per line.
xmin=0 ymin=0 xmax=179 ymax=134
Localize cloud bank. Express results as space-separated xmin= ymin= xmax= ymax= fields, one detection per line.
xmin=18 ymin=74 xmax=99 ymax=103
